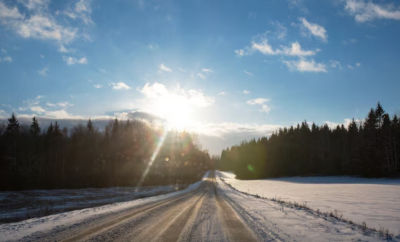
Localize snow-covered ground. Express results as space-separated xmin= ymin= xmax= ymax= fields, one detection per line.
xmin=218 ymin=171 xmax=400 ymax=236
xmin=0 ymin=185 xmax=185 ymax=223
xmin=0 ymin=171 xmax=397 ymax=242
xmin=0 ymin=172 xmax=209 ymax=242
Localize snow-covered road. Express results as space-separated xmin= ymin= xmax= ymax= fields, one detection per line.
xmin=0 ymin=171 xmax=394 ymax=241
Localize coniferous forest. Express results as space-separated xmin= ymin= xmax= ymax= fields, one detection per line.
xmin=0 ymin=115 xmax=212 ymax=190
xmin=220 ymin=103 xmax=400 ymax=179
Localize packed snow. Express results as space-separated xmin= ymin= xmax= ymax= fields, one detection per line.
xmin=218 ymin=171 xmax=400 ymax=236
xmin=0 ymin=185 xmax=185 ymax=223
xmin=0 ymin=171 xmax=208 ymax=242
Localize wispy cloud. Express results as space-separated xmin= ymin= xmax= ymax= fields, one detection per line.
xmin=197 ymin=73 xmax=207 ymax=80
xmin=236 ymin=37 xmax=316 ymax=57
xmin=0 ymin=1 xmax=76 ymax=43
xmin=244 ymin=70 xmax=253 ymax=76
xmin=46 ymin=102 xmax=74 ymax=108
xmin=61 ymin=0 xmax=93 ymax=25
xmin=218 ymin=91 xmax=225 ymax=95
xmin=283 ymin=58 xmax=327 ymax=73
xmin=31 ymin=106 xmax=46 ymax=113
xmin=38 ymin=67 xmax=49 ymax=76
xmin=344 ymin=0 xmax=400 ymax=22
xmin=159 ymin=63 xmax=172 ymax=72
xmin=0 ymin=56 xmax=12 ymax=62
xmin=299 ymin=18 xmax=327 ymax=42
xmin=58 ymin=45 xmax=74 ymax=53
xmin=111 ymin=82 xmax=131 ymax=90
xmin=243 ymin=90 xmax=250 ymax=94
xmin=330 ymin=60 xmax=342 ymax=69
xmin=246 ymin=98 xmax=271 ymax=113
xmin=94 ymin=84 xmax=103 ymax=88
xmin=63 ymin=56 xmax=87 ymax=65
xmin=202 ymin=68 xmax=213 ymax=73
xmin=356 ymin=62 xmax=361 ymax=67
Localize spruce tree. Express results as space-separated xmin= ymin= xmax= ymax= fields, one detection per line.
xmin=6 ymin=113 xmax=20 ymax=134
xmin=29 ymin=116 xmax=41 ymax=136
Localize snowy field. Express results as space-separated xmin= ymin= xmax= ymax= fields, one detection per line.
xmin=0 ymin=185 xmax=184 ymax=223
xmin=218 ymin=171 xmax=400 ymax=235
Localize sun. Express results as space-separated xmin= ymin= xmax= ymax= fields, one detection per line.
xmin=152 ymin=95 xmax=194 ymax=130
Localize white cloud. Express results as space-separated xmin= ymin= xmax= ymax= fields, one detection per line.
xmin=244 ymin=70 xmax=253 ymax=76
xmin=63 ymin=56 xmax=87 ymax=65
xmin=356 ymin=62 xmax=361 ymax=67
xmin=0 ymin=0 xmax=93 ymax=47
xmin=243 ymin=90 xmax=250 ymax=94
xmin=38 ymin=67 xmax=49 ymax=76
xmin=246 ymin=98 xmax=271 ymax=113
xmin=283 ymin=58 xmax=327 ymax=73
xmin=236 ymin=38 xmax=316 ymax=57
xmin=36 ymin=95 xmax=44 ymax=99
xmin=111 ymin=82 xmax=131 ymax=90
xmin=140 ymin=83 xmax=214 ymax=108
xmin=46 ymin=102 xmax=74 ymax=108
xmin=43 ymin=110 xmax=83 ymax=119
xmin=330 ymin=60 xmax=342 ymax=69
xmin=218 ymin=92 xmax=225 ymax=95
xmin=159 ymin=63 xmax=172 ymax=72
xmin=348 ymin=65 xmax=354 ymax=69
xmin=0 ymin=2 xmax=23 ymax=20
xmin=197 ymin=73 xmax=207 ymax=80
xmin=94 ymin=84 xmax=103 ymax=88
xmin=0 ymin=56 xmax=12 ymax=62
xmin=31 ymin=106 xmax=46 ymax=113
xmin=344 ymin=0 xmax=400 ymax=22
xmin=62 ymin=0 xmax=93 ymax=25
xmin=58 ymin=45 xmax=74 ymax=53
xmin=299 ymin=18 xmax=327 ymax=42
xmin=202 ymin=68 xmax=213 ymax=73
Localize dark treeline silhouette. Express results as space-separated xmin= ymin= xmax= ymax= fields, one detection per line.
xmin=0 ymin=115 xmax=212 ymax=190
xmin=220 ymin=103 xmax=400 ymax=179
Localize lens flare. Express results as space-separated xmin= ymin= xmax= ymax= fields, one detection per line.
xmin=135 ymin=129 xmax=167 ymax=190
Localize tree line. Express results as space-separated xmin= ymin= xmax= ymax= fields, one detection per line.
xmin=0 ymin=114 xmax=212 ymax=190
xmin=220 ymin=103 xmax=400 ymax=179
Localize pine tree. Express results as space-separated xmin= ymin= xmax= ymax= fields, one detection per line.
xmin=29 ymin=116 xmax=41 ymax=136
xmin=6 ymin=113 xmax=20 ymax=134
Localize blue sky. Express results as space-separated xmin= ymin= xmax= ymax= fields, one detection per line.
xmin=1 ymin=0 xmax=400 ymax=155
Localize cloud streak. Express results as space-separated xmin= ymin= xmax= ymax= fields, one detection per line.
xmin=344 ymin=0 xmax=400 ymax=22
xmin=299 ymin=18 xmax=328 ymax=42
xmin=283 ymin=58 xmax=327 ymax=73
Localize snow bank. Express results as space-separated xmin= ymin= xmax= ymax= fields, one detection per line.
xmin=218 ymin=171 xmax=400 ymax=235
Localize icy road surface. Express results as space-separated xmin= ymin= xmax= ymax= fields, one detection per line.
xmin=0 ymin=171 xmax=394 ymax=241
